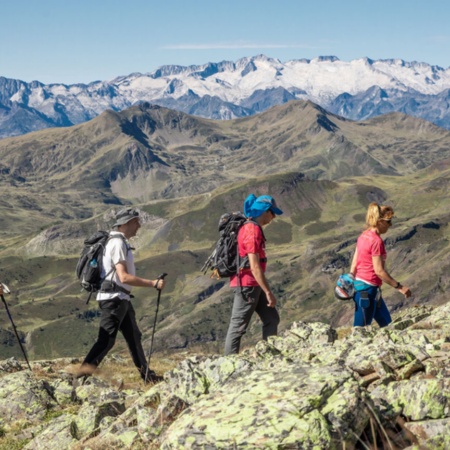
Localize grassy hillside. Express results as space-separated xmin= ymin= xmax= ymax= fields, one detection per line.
xmin=1 ymin=168 xmax=450 ymax=360
xmin=1 ymin=101 xmax=450 ymax=206
xmin=1 ymin=101 xmax=450 ymax=360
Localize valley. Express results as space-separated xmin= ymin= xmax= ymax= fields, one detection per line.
xmin=1 ymin=101 xmax=450 ymax=360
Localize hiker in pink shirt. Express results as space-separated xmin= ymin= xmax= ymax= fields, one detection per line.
xmin=350 ymin=202 xmax=411 ymax=327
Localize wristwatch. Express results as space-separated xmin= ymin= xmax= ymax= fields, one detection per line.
xmin=394 ymin=282 xmax=402 ymax=289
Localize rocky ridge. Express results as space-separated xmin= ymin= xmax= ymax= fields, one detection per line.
xmin=2 ymin=55 xmax=450 ymax=138
xmin=0 ymin=302 xmax=449 ymax=449
xmin=2 ymin=101 xmax=450 ymax=206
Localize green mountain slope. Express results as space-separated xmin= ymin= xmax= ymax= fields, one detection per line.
xmin=1 ymin=101 xmax=450 ymax=206
xmin=1 ymin=101 xmax=450 ymax=360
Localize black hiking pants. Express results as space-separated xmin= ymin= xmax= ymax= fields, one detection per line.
xmin=83 ymin=298 xmax=150 ymax=381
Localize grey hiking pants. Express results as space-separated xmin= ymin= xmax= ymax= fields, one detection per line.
xmin=224 ymin=286 xmax=280 ymax=355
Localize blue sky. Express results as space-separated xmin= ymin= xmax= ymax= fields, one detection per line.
xmin=1 ymin=0 xmax=450 ymax=85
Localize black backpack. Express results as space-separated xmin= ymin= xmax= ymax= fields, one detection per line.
xmin=201 ymin=212 xmax=261 ymax=279
xmin=75 ymin=231 xmax=124 ymax=303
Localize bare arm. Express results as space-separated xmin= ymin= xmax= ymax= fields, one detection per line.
xmin=115 ymin=262 xmax=165 ymax=290
xmin=248 ymin=253 xmax=277 ymax=307
xmin=350 ymin=248 xmax=358 ymax=275
xmin=372 ymin=255 xmax=411 ymax=298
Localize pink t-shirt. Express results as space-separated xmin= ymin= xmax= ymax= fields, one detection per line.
xmin=230 ymin=222 xmax=266 ymax=287
xmin=354 ymin=229 xmax=387 ymax=286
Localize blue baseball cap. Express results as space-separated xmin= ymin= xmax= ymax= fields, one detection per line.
xmin=243 ymin=194 xmax=283 ymax=219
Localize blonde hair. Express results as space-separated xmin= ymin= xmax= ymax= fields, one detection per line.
xmin=365 ymin=202 xmax=394 ymax=228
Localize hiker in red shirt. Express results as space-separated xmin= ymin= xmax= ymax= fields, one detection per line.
xmin=350 ymin=202 xmax=411 ymax=327
xmin=224 ymin=194 xmax=283 ymax=355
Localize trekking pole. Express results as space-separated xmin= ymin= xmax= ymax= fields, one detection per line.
xmin=0 ymin=283 xmax=32 ymax=371
xmin=145 ymin=273 xmax=167 ymax=382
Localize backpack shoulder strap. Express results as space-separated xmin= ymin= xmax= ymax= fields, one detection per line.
xmin=241 ymin=219 xmax=266 ymax=242
xmin=236 ymin=219 xmax=267 ymax=274
xmin=106 ymin=233 xmax=131 ymax=254
xmin=102 ymin=233 xmax=128 ymax=280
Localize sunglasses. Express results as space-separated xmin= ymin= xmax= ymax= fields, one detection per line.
xmin=117 ymin=208 xmax=139 ymax=219
xmin=381 ymin=218 xmax=392 ymax=225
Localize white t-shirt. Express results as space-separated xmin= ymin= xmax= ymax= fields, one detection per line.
xmin=96 ymin=231 xmax=135 ymax=301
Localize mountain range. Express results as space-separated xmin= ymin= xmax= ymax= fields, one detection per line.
xmin=1 ymin=100 xmax=450 ymax=360
xmin=2 ymin=54 xmax=450 ymax=139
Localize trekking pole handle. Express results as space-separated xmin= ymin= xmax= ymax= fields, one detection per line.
xmin=1 ymin=283 xmax=11 ymax=294
xmin=155 ymin=273 xmax=167 ymax=290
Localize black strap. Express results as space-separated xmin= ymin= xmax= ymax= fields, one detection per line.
xmin=100 ymin=280 xmax=131 ymax=296
xmin=242 ymin=219 xmax=266 ymax=241
xmin=236 ymin=220 xmax=267 ymax=275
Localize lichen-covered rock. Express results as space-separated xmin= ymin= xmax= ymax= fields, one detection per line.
xmin=72 ymin=397 xmax=126 ymax=439
xmin=288 ymin=321 xmax=338 ymax=344
xmin=23 ymin=414 xmax=77 ymax=450
xmin=403 ymin=417 xmax=450 ymax=445
xmin=1 ymin=302 xmax=449 ymax=449
xmin=264 ymin=321 xmax=337 ymax=359
xmin=80 ymin=384 xmax=169 ymax=447
xmin=164 ymin=355 xmax=253 ymax=404
xmin=50 ymin=379 xmax=77 ymax=405
xmin=162 ymin=357 xmax=210 ymax=404
xmin=79 ymin=427 xmax=142 ymax=450
xmin=388 ymin=305 xmax=434 ymax=330
xmin=0 ymin=356 xmax=25 ymax=373
xmin=423 ymin=354 xmax=450 ymax=378
xmin=195 ymin=355 xmax=253 ymax=391
xmin=74 ymin=376 xmax=114 ymax=403
xmin=396 ymin=358 xmax=425 ymax=380
xmin=256 ymin=322 xmax=339 ymax=366
xmin=371 ymin=378 xmax=450 ymax=420
xmin=161 ymin=363 xmax=365 ymax=449
xmin=0 ymin=370 xmax=56 ymax=426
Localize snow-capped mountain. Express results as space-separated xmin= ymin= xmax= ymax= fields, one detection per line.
xmin=2 ymin=54 xmax=450 ymax=138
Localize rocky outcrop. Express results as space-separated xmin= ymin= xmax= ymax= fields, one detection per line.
xmin=0 ymin=302 xmax=449 ymax=449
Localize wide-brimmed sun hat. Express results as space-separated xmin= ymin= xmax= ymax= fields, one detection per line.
xmin=112 ymin=208 xmax=140 ymax=228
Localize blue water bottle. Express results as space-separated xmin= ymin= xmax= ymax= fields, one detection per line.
xmin=89 ymin=258 xmax=98 ymax=268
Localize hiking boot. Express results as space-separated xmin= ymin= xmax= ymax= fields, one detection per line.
xmin=74 ymin=363 xmax=96 ymax=379
xmin=143 ymin=370 xmax=163 ymax=384
xmin=63 ymin=363 xmax=95 ymax=379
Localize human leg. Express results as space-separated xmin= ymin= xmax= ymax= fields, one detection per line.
xmin=254 ymin=291 xmax=279 ymax=340
xmin=82 ymin=299 xmax=128 ymax=370
xmin=353 ymin=287 xmax=378 ymax=327
xmin=119 ymin=302 xmax=153 ymax=381
xmin=373 ymin=295 xmax=392 ymax=327
xmin=224 ymin=286 xmax=261 ymax=355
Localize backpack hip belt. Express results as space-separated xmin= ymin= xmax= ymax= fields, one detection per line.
xmin=239 ymin=256 xmax=267 ymax=270
xmin=100 ymin=280 xmax=131 ymax=296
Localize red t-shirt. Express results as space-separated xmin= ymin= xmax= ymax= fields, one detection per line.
xmin=230 ymin=221 xmax=266 ymax=287
xmin=354 ymin=229 xmax=387 ymax=286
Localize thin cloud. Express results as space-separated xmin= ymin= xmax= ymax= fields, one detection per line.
xmin=162 ymin=42 xmax=317 ymax=50
xmin=427 ymin=35 xmax=450 ymax=44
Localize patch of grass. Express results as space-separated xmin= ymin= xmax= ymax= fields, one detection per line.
xmin=336 ymin=326 xmax=352 ymax=340
xmin=27 ymin=314 xmax=99 ymax=360
xmin=265 ymin=220 xmax=293 ymax=245
xmin=0 ymin=437 xmax=29 ymax=450
xmin=291 ymin=208 xmax=321 ymax=226
xmin=305 ymin=220 xmax=337 ymax=236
